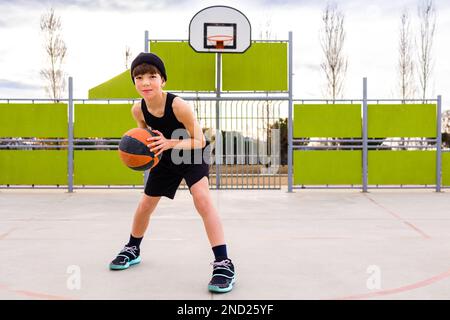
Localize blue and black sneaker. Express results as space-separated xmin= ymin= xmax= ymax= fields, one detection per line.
xmin=109 ymin=245 xmax=141 ymax=270
xmin=208 ymin=258 xmax=236 ymax=293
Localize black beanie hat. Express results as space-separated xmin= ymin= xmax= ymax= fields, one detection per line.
xmin=130 ymin=52 xmax=167 ymax=83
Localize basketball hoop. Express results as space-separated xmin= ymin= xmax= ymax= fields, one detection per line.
xmin=189 ymin=5 xmax=251 ymax=53
xmin=207 ymin=35 xmax=234 ymax=49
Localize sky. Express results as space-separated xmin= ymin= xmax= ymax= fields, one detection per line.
xmin=0 ymin=0 xmax=449 ymax=109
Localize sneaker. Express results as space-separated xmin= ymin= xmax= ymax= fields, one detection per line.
xmin=208 ymin=258 xmax=236 ymax=293
xmin=109 ymin=245 xmax=141 ymax=270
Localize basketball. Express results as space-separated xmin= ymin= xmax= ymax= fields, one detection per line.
xmin=118 ymin=128 xmax=162 ymax=171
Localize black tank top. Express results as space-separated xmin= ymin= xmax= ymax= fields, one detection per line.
xmin=141 ymin=93 xmax=185 ymax=139
xmin=141 ymin=92 xmax=195 ymax=165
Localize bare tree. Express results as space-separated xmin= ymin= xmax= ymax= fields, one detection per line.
xmin=398 ymin=8 xmax=416 ymax=102
xmin=259 ymin=17 xmax=276 ymax=168
xmin=40 ymin=8 xmax=67 ymax=101
xmin=417 ymin=0 xmax=436 ymax=101
xmin=125 ymin=46 xmax=132 ymax=69
xmin=394 ymin=9 xmax=417 ymax=149
xmin=320 ymin=2 xmax=348 ymax=100
xmin=259 ymin=16 xmax=274 ymax=40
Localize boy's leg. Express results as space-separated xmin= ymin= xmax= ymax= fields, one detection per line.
xmin=189 ymin=176 xmax=236 ymax=293
xmin=110 ymin=194 xmax=161 ymax=270
xmin=189 ymin=176 xmax=225 ymax=247
xmin=131 ymin=194 xmax=161 ymax=237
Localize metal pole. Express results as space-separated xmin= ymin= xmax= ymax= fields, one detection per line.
xmin=362 ymin=77 xmax=368 ymax=192
xmin=287 ymin=31 xmax=293 ymax=192
xmin=436 ymin=95 xmax=442 ymax=192
xmin=215 ymin=52 xmax=221 ymax=189
xmin=143 ymin=30 xmax=150 ymax=184
xmin=68 ymin=77 xmax=74 ymax=193
xmin=145 ymin=30 xmax=149 ymax=53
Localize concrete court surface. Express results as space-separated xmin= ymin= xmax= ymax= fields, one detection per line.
xmin=0 ymin=187 xmax=449 ymax=300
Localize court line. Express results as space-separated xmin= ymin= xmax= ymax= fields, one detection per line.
xmin=363 ymin=194 xmax=431 ymax=239
xmin=0 ymin=228 xmax=18 ymax=240
xmin=333 ymin=267 xmax=450 ymax=300
xmin=0 ymin=283 xmax=75 ymax=300
xmin=13 ymin=290 xmax=76 ymax=300
xmin=291 ymin=236 xmax=352 ymax=240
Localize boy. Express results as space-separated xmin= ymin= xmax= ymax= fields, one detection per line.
xmin=109 ymin=52 xmax=236 ymax=293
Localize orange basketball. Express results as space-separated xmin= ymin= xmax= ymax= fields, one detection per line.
xmin=118 ymin=128 xmax=161 ymax=171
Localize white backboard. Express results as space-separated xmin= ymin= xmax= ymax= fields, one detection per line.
xmin=189 ymin=6 xmax=251 ymax=53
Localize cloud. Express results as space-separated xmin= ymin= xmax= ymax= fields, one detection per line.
xmin=1 ymin=0 xmax=192 ymax=12
xmin=0 ymin=79 xmax=41 ymax=91
xmin=254 ymin=0 xmax=322 ymax=7
xmin=303 ymin=63 xmax=321 ymax=72
xmin=0 ymin=0 xmax=449 ymax=106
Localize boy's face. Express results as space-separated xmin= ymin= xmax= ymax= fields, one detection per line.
xmin=134 ymin=72 xmax=165 ymax=99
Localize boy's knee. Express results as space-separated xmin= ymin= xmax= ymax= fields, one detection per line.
xmin=138 ymin=197 xmax=159 ymax=213
xmin=193 ymin=192 xmax=211 ymax=212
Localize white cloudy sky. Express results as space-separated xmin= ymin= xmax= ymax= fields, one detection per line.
xmin=0 ymin=0 xmax=449 ymax=109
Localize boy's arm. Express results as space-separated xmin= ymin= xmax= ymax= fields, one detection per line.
xmin=170 ymin=97 xmax=206 ymax=150
xmin=131 ymin=102 xmax=148 ymax=129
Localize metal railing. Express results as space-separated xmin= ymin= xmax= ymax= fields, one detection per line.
xmin=0 ymin=94 xmax=287 ymax=191
xmin=287 ymin=78 xmax=443 ymax=192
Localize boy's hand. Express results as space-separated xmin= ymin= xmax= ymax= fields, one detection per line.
xmin=147 ymin=129 xmax=173 ymax=157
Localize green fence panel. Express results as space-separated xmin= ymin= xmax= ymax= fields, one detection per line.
xmin=88 ymin=70 xmax=140 ymax=99
xmin=293 ymin=104 xmax=361 ymax=138
xmin=441 ymin=152 xmax=450 ymax=186
xmin=150 ymin=41 xmax=216 ymax=91
xmin=222 ymin=42 xmax=288 ymax=91
xmin=368 ymin=151 xmax=435 ymax=185
xmin=368 ymin=104 xmax=436 ymax=138
xmin=74 ymin=150 xmax=143 ymax=185
xmin=0 ymin=103 xmax=67 ymax=137
xmin=294 ymin=150 xmax=362 ymax=185
xmin=74 ymin=104 xmax=136 ymax=138
xmin=0 ymin=150 xmax=67 ymax=185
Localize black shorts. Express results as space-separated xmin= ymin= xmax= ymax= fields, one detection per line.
xmin=144 ymin=159 xmax=210 ymax=199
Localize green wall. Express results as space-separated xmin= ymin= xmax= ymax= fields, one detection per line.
xmin=368 ymin=104 xmax=436 ymax=138
xmin=74 ymin=151 xmax=143 ymax=185
xmin=222 ymin=42 xmax=288 ymax=91
xmin=0 ymin=100 xmax=444 ymax=187
xmin=74 ymin=104 xmax=135 ymax=138
xmin=0 ymin=150 xmax=67 ymax=185
xmin=88 ymin=70 xmax=139 ymax=99
xmin=368 ymin=151 xmax=436 ymax=185
xmin=0 ymin=103 xmax=67 ymax=137
xmin=293 ymin=103 xmax=439 ymax=186
xmin=441 ymin=152 xmax=450 ymax=186
xmin=88 ymin=41 xmax=289 ymax=98
xmin=150 ymin=41 xmax=216 ymax=91
xmin=294 ymin=104 xmax=361 ymax=138
xmin=294 ymin=151 xmax=362 ymax=185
